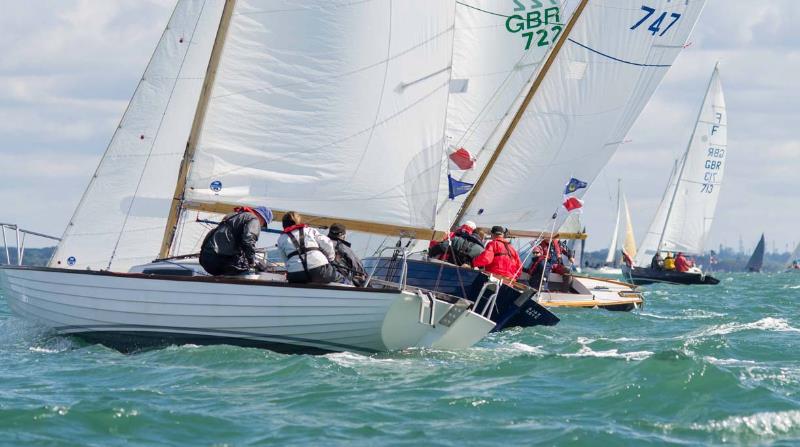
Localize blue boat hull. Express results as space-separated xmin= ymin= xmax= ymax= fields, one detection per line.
xmin=363 ymin=257 xmax=559 ymax=331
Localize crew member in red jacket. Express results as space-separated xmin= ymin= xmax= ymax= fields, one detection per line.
xmin=472 ymin=226 xmax=522 ymax=280
xmin=675 ymin=252 xmax=693 ymax=272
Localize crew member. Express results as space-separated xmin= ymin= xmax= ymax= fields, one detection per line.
xmin=199 ymin=206 xmax=272 ymax=276
xmin=663 ymin=253 xmax=676 ymax=271
xmin=675 ymin=252 xmax=693 ymax=272
xmin=526 ymin=246 xmax=547 ymax=289
xmin=327 ymin=223 xmax=367 ymax=287
xmin=276 ymin=211 xmax=341 ymax=284
xmin=472 ymin=226 xmax=522 ymax=281
xmin=429 ymin=222 xmax=485 ymax=267
xmin=651 ymin=252 xmax=664 ymax=270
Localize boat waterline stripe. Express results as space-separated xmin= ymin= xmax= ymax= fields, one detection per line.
xmin=53 ymin=323 xmax=380 ymax=354
xmin=568 ymin=39 xmax=672 ymax=68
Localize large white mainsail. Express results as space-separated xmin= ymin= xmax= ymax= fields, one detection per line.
xmin=175 ymin=0 xmax=458 ymax=250
xmin=454 ymin=0 xmax=707 ymax=235
xmin=50 ymin=1 xmax=225 ymax=271
xmin=635 ymin=65 xmax=727 ymax=264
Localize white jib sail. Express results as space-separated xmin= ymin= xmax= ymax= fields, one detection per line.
xmin=636 ymin=65 xmax=726 ymax=264
xmin=434 ymin=0 xmax=578 ymax=229
xmin=182 ymin=0 xmax=458 ymax=233
xmin=622 ymin=193 xmax=637 ymax=259
xmin=605 ymin=180 xmax=622 ymax=264
xmin=458 ymin=0 xmax=707 ymax=233
xmin=50 ymin=1 xmax=226 ymax=271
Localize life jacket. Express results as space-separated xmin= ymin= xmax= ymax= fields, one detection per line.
xmin=283 ymin=224 xmax=323 ymax=274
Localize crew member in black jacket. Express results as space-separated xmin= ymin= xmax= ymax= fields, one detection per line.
xmin=327 ymin=223 xmax=367 ymax=287
xmin=199 ymin=206 xmax=272 ymax=276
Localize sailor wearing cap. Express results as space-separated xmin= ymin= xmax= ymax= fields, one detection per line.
xmin=199 ymin=206 xmax=273 ymax=276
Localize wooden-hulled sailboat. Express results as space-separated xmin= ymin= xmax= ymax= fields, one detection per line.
xmin=0 ymin=0 xmax=501 ymax=353
xmin=369 ymin=0 xmax=707 ymax=312
xmin=745 ymin=234 xmax=766 ymax=273
xmin=626 ymin=64 xmax=727 ymax=286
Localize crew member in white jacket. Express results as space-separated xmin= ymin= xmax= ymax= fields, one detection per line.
xmin=277 ymin=211 xmax=343 ymax=284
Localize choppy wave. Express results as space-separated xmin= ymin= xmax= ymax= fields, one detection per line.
xmin=694 ymin=317 xmax=800 ymax=337
xmin=2 ymin=273 xmax=800 ymax=445
xmin=693 ymin=410 xmax=800 ymax=438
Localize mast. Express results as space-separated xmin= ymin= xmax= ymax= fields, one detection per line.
xmin=159 ymin=0 xmax=237 ymax=258
xmin=655 ymin=63 xmax=719 ymax=254
xmin=452 ymin=0 xmax=590 ymax=226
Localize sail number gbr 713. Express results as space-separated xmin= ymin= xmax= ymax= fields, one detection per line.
xmin=701 ymin=113 xmax=726 ymax=194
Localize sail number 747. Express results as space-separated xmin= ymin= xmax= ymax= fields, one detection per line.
xmin=630 ymin=6 xmax=681 ymax=36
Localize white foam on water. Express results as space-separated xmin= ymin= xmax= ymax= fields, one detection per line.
xmin=704 ymin=356 xmax=758 ymax=367
xmin=783 ymin=285 xmax=800 ymax=290
xmin=638 ymin=312 xmax=684 ymax=321
xmin=562 ymin=346 xmax=653 ymax=361
xmin=324 ymin=351 xmax=407 ymax=368
xmin=682 ymin=309 xmax=726 ymax=319
xmin=695 ymin=317 xmax=800 ymax=337
xmin=28 ymin=346 xmax=60 ymax=353
xmin=507 ymin=342 xmax=547 ymax=356
xmin=692 ymin=410 xmax=800 ymax=437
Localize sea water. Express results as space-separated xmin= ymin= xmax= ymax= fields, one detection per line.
xmin=1 ymin=273 xmax=799 ymax=446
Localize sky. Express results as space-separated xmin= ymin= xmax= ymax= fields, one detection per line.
xmin=0 ymin=1 xmax=798 ymax=254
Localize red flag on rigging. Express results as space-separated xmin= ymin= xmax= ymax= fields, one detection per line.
xmin=448 ymin=147 xmax=476 ymax=170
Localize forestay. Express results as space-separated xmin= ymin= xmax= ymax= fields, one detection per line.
xmin=458 ymin=0 xmax=707 ymax=233
xmin=50 ymin=1 xmax=225 ymax=271
xmin=636 ymin=65 xmax=726 ymax=263
xmin=182 ymin=0 xmax=457 ymax=236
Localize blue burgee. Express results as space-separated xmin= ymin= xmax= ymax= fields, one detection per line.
xmin=448 ymin=174 xmax=474 ymax=199
xmin=564 ymin=178 xmax=588 ymax=195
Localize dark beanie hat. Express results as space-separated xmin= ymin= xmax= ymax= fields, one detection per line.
xmin=328 ymin=223 xmax=346 ymax=238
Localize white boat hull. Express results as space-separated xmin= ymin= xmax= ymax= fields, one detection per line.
xmin=538 ymin=274 xmax=643 ymax=311
xmin=0 ymin=266 xmax=494 ymax=354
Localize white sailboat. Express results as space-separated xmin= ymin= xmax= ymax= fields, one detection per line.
xmin=374 ymin=0 xmax=708 ymax=311
xmin=627 ymin=64 xmax=727 ymax=285
xmin=1 ymin=0 xmax=498 ymax=353
xmin=591 ymin=179 xmax=624 ymax=275
xmin=454 ymin=0 xmax=706 ymax=309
